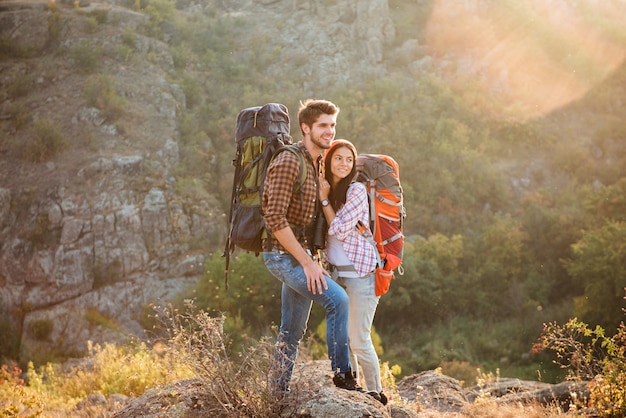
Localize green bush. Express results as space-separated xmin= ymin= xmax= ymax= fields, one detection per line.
xmin=28 ymin=320 xmax=53 ymax=341
xmin=143 ymin=0 xmax=176 ymax=38
xmin=88 ymin=9 xmax=108 ymax=25
xmin=536 ymin=318 xmax=626 ymax=416
xmin=69 ymin=42 xmax=102 ymax=73
xmin=15 ymin=119 xmax=68 ymax=162
xmin=83 ymin=74 xmax=127 ymax=121
xmin=194 ymin=252 xmax=283 ymax=334
xmin=92 ymin=258 xmax=122 ymax=288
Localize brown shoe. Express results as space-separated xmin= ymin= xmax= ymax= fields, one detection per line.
xmin=332 ymin=369 xmax=363 ymax=391
xmin=367 ymin=391 xmax=388 ymax=405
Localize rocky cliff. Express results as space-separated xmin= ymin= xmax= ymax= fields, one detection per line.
xmin=0 ymin=0 xmax=396 ymax=362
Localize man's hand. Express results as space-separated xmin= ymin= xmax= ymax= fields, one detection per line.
xmin=303 ymin=259 xmax=329 ymax=295
xmin=273 ymin=227 xmax=330 ymax=294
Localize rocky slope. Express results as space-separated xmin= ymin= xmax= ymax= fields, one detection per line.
xmin=2 ymin=0 xmax=626 ymax=371
xmin=77 ymin=361 xmax=589 ymax=417
xmin=0 ymin=0 xmax=397 ymax=363
xmin=0 ymin=0 xmax=221 ymax=361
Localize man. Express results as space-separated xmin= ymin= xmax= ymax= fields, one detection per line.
xmin=262 ymin=99 xmax=360 ymax=392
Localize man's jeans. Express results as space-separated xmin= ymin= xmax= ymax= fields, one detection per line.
xmin=264 ymin=249 xmax=351 ymax=390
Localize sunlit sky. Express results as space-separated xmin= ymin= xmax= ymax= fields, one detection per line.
xmin=425 ymin=0 xmax=626 ymax=120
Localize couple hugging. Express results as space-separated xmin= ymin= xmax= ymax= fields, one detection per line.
xmin=262 ymin=99 xmax=387 ymax=405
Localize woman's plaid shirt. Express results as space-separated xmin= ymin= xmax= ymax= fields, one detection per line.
xmin=325 ymin=182 xmax=378 ymax=276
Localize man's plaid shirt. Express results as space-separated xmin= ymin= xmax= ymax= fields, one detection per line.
xmin=263 ymin=142 xmax=318 ymax=252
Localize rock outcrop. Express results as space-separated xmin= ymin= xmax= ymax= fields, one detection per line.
xmin=0 ymin=0 xmax=222 ymax=360
xmin=102 ymin=364 xmax=588 ymax=418
xmin=0 ymin=0 xmax=398 ymax=363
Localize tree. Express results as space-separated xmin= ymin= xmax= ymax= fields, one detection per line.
xmin=377 ymin=233 xmax=465 ymax=326
xmin=564 ymin=221 xmax=626 ymax=330
xmin=194 ymin=252 xmax=282 ymax=334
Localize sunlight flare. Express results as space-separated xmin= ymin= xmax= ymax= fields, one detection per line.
xmin=425 ymin=0 xmax=626 ymax=120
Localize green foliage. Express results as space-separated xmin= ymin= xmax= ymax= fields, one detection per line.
xmin=1 ymin=364 xmax=44 ymax=418
xmin=26 ymin=340 xmax=194 ymax=403
xmin=92 ymin=258 xmax=122 ymax=288
xmin=0 ymin=35 xmax=18 ymax=59
xmin=580 ymin=178 xmax=626 ymax=223
xmin=117 ymin=44 xmax=132 ymax=61
xmin=83 ymin=74 xmax=127 ymax=121
xmin=536 ymin=318 xmax=626 ymax=416
xmin=384 ymin=313 xmax=564 ymax=383
xmin=84 ymin=308 xmax=123 ymax=333
xmin=519 ymin=191 xmax=583 ymax=303
xmin=379 ymin=234 xmax=464 ymax=325
xmin=142 ymin=0 xmax=176 ymax=38
xmin=13 ymin=119 xmax=68 ymax=162
xmin=86 ymin=16 xmax=99 ymax=33
xmin=29 ymin=212 xmax=58 ymax=248
xmin=5 ymin=102 xmax=31 ymax=130
xmin=69 ymin=42 xmax=103 ymax=73
xmin=122 ymin=28 xmax=137 ymax=48
xmin=88 ymin=9 xmax=109 ymax=25
xmin=564 ymin=221 xmax=626 ymax=330
xmin=194 ymin=252 xmax=282 ymax=334
xmin=465 ymin=214 xmax=528 ymax=318
xmin=28 ymin=320 xmax=53 ymax=341
xmin=47 ymin=3 xmax=62 ymax=48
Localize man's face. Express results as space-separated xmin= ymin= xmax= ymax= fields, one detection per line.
xmin=304 ymin=113 xmax=337 ymax=150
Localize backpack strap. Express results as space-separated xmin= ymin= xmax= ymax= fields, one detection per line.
xmin=355 ymin=220 xmax=383 ymax=268
xmin=278 ymin=144 xmax=307 ymax=191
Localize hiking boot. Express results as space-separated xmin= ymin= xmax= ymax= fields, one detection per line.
xmin=367 ymin=391 xmax=388 ymax=405
xmin=332 ymin=369 xmax=363 ymax=391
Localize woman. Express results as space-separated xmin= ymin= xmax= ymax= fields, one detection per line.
xmin=318 ymin=139 xmax=388 ymax=405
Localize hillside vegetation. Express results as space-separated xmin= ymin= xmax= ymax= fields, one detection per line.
xmin=1 ymin=0 xmax=626 ymax=415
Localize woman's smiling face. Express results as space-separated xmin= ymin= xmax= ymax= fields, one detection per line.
xmin=330 ymin=146 xmax=354 ymax=185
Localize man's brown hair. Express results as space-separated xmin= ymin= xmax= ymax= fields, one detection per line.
xmin=297 ymin=99 xmax=340 ymax=135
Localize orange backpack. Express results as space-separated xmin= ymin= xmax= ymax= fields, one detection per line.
xmin=355 ymin=154 xmax=405 ymax=296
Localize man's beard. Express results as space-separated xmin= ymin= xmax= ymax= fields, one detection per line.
xmin=310 ymin=131 xmax=332 ymax=150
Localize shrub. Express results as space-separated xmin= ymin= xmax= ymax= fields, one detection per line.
xmin=88 ymin=9 xmax=108 ymax=25
xmin=83 ymin=74 xmax=127 ymax=121
xmin=47 ymin=3 xmax=62 ymax=47
xmin=117 ymin=44 xmax=133 ymax=61
xmin=69 ymin=43 xmax=102 ymax=73
xmin=28 ymin=320 xmax=53 ymax=341
xmin=15 ymin=119 xmax=68 ymax=162
xmin=0 ymin=364 xmax=44 ymax=418
xmin=156 ymin=302 xmax=299 ymax=417
xmin=27 ymin=340 xmax=194 ymax=402
xmin=92 ymin=258 xmax=122 ymax=288
xmin=7 ymin=102 xmax=31 ymax=130
xmin=142 ymin=0 xmax=176 ymax=38
xmin=535 ymin=318 xmax=626 ymax=416
xmin=84 ymin=308 xmax=122 ymax=333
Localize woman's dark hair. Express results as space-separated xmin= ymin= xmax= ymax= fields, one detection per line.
xmin=324 ymin=139 xmax=357 ymax=211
